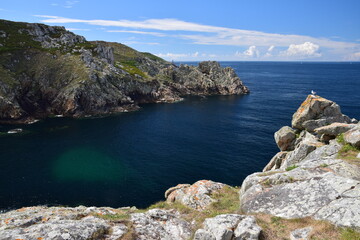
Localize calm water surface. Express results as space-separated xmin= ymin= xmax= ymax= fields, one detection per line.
xmin=0 ymin=62 xmax=359 ymax=210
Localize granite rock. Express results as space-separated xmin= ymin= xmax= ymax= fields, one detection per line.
xmin=165 ymin=180 xmax=226 ymax=210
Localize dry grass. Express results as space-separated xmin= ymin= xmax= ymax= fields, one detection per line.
xmin=255 ymin=214 xmax=360 ymax=240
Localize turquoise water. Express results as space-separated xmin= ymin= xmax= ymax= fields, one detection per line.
xmin=0 ymin=62 xmax=359 ymax=210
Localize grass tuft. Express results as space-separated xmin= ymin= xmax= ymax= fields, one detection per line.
xmin=286 ymin=165 xmax=298 ymax=171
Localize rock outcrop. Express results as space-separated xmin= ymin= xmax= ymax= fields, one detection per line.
xmin=130 ymin=209 xmax=192 ymax=240
xmin=165 ymin=180 xmax=226 ymax=210
xmin=194 ymin=214 xmax=261 ymax=240
xmin=291 ymin=95 xmax=351 ymax=132
xmin=0 ymin=19 xmax=249 ymax=124
xmin=274 ymin=126 xmax=296 ymax=151
xmin=240 ymin=95 xmax=360 ymax=230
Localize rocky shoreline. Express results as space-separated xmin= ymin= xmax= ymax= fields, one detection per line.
xmin=1 ymin=95 xmax=359 ymax=240
xmin=0 ymin=19 xmax=249 ymax=124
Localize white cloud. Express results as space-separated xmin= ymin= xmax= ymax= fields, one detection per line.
xmin=34 ymin=15 xmax=359 ymax=50
xmin=107 ymin=30 xmax=166 ymax=37
xmin=268 ymin=45 xmax=275 ymax=52
xmin=123 ymin=41 xmax=159 ymax=45
xmin=280 ymin=42 xmax=321 ymax=58
xmin=64 ymin=1 xmax=79 ymax=8
xmin=156 ymin=52 xmax=201 ymax=60
xmin=244 ymin=46 xmax=259 ymax=57
xmin=66 ymin=28 xmax=90 ymax=31
xmin=344 ymin=52 xmax=360 ymax=61
xmin=235 ymin=46 xmax=259 ymax=58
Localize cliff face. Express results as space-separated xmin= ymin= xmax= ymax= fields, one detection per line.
xmin=0 ymin=19 xmax=249 ymax=124
xmin=240 ymin=95 xmax=360 ymax=231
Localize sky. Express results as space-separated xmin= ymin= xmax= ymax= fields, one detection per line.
xmin=1 ymin=0 xmax=360 ymax=61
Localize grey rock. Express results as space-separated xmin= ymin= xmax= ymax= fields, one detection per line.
xmin=233 ymin=216 xmax=262 ymax=240
xmin=275 ymin=126 xmax=296 ymax=151
xmin=240 ymin=172 xmax=359 ymax=222
xmin=344 ymin=127 xmax=360 ymax=148
xmin=292 ymin=95 xmax=351 ymax=131
xmin=194 ymin=214 xmax=261 ymax=240
xmin=280 ymin=142 xmax=317 ymax=170
xmin=194 ymin=229 xmax=216 ymax=240
xmin=130 ymin=209 xmax=192 ymax=240
xmin=263 ymin=151 xmax=288 ymax=171
xmin=314 ymin=122 xmax=357 ymax=139
xmin=105 ymin=225 xmax=128 ymax=240
xmin=290 ymin=226 xmax=312 ymax=240
xmin=165 ymin=180 xmax=226 ymax=210
xmin=315 ymin=197 xmax=360 ymax=230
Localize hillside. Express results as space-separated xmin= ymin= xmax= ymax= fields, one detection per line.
xmin=0 ymin=19 xmax=249 ymax=124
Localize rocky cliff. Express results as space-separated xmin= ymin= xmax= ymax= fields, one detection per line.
xmin=0 ymin=19 xmax=249 ymax=124
xmin=1 ymin=95 xmax=359 ymax=240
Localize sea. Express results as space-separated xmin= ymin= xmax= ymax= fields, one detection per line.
xmin=0 ymin=62 xmax=359 ymax=211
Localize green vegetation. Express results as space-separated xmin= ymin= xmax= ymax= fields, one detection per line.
xmin=0 ymin=20 xmax=42 ymax=53
xmin=336 ymin=133 xmax=360 ymax=166
xmin=286 ymin=165 xmax=299 ymax=171
xmin=115 ymin=60 xmax=148 ymax=78
xmin=336 ymin=133 xmax=345 ymax=144
xmin=319 ymin=163 xmax=329 ymax=168
xmin=340 ymin=227 xmax=360 ymax=240
xmin=141 ymin=52 xmax=165 ymax=62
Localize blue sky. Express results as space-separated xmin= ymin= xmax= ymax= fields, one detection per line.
xmin=1 ymin=0 xmax=360 ymax=61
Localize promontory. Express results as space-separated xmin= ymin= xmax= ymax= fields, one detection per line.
xmin=0 ymin=19 xmax=249 ymax=124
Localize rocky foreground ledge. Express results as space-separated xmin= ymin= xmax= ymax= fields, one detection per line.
xmin=0 ymin=19 xmax=248 ymax=124
xmin=1 ymin=95 xmax=360 ymax=240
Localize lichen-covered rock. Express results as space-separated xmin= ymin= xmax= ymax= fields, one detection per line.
xmin=240 ymin=95 xmax=360 ymax=229
xmin=193 ymin=214 xmax=261 ymax=240
xmin=0 ymin=206 xmax=127 ymax=240
xmin=263 ymin=151 xmax=288 ymax=171
xmin=130 ymin=209 xmax=192 ymax=240
xmin=292 ymin=95 xmax=351 ymax=132
xmin=290 ymin=227 xmax=312 ymax=240
xmin=343 ymin=126 xmax=360 ymax=148
xmin=165 ymin=180 xmax=226 ymax=210
xmin=314 ymin=123 xmax=357 ymax=139
xmin=275 ymin=126 xmax=296 ymax=151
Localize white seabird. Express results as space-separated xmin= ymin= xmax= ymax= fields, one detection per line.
xmin=311 ymin=90 xmax=316 ymax=96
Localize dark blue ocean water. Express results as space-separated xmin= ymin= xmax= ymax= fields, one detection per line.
xmin=0 ymin=62 xmax=359 ymax=210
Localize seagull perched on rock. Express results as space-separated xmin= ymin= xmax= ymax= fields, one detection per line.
xmin=311 ymin=90 xmax=316 ymax=96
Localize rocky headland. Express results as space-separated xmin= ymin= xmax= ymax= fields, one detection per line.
xmin=0 ymin=19 xmax=249 ymax=124
xmin=1 ymin=95 xmax=359 ymax=240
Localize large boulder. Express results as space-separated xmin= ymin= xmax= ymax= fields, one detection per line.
xmin=130 ymin=209 xmax=192 ymax=240
xmin=343 ymin=126 xmax=360 ymax=148
xmin=165 ymin=180 xmax=226 ymax=210
xmin=314 ymin=122 xmax=357 ymax=141
xmin=193 ymin=214 xmax=261 ymax=240
xmin=292 ymin=95 xmax=351 ymax=132
xmin=274 ymin=126 xmax=296 ymax=151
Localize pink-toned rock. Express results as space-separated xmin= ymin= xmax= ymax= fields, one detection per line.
xmin=165 ymin=180 xmax=226 ymax=210
xmin=292 ymin=95 xmax=351 ymax=132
